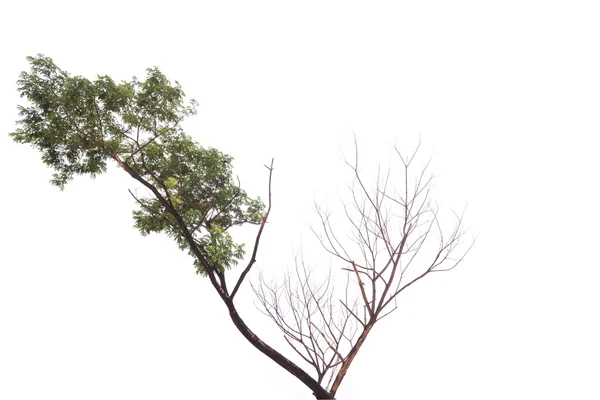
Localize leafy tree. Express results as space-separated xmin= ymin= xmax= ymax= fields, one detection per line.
xmin=11 ymin=55 xmax=471 ymax=399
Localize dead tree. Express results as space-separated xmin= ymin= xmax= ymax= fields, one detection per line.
xmin=254 ymin=138 xmax=473 ymax=398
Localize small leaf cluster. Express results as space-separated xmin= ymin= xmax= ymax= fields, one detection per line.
xmin=130 ymin=138 xmax=265 ymax=274
xmin=11 ymin=55 xmax=264 ymax=275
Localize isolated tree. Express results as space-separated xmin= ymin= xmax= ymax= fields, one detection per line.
xmin=11 ymin=55 xmax=471 ymax=399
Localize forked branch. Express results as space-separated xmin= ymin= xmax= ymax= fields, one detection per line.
xmin=256 ymin=138 xmax=473 ymax=397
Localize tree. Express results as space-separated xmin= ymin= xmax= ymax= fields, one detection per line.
xmin=254 ymin=139 xmax=472 ymax=395
xmin=10 ymin=55 xmax=472 ymax=399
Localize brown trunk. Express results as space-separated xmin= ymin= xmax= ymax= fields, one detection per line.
xmin=224 ymin=300 xmax=334 ymax=399
xmin=329 ymin=323 xmax=374 ymax=396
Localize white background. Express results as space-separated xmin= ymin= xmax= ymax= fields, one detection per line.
xmin=1 ymin=1 xmax=599 ymax=399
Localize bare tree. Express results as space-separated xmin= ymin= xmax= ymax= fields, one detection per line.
xmin=254 ymin=138 xmax=473 ymax=398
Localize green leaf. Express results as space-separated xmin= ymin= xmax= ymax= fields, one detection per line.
xmin=11 ymin=54 xmax=264 ymax=276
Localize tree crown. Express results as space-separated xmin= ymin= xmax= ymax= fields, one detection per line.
xmin=11 ymin=55 xmax=264 ymax=274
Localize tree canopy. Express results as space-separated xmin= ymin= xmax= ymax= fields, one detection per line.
xmin=11 ymin=55 xmax=264 ymax=275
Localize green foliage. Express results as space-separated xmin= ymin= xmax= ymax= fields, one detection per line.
xmin=11 ymin=54 xmax=264 ymax=275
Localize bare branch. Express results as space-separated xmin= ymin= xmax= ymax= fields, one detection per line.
xmin=250 ymin=137 xmax=471 ymax=398
xmin=309 ymin=137 xmax=472 ymax=396
xmin=231 ymin=159 xmax=274 ymax=299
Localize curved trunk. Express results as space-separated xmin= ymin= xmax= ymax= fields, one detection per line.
xmin=223 ymin=299 xmax=334 ymax=399
xmin=118 ymin=158 xmax=333 ymax=398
